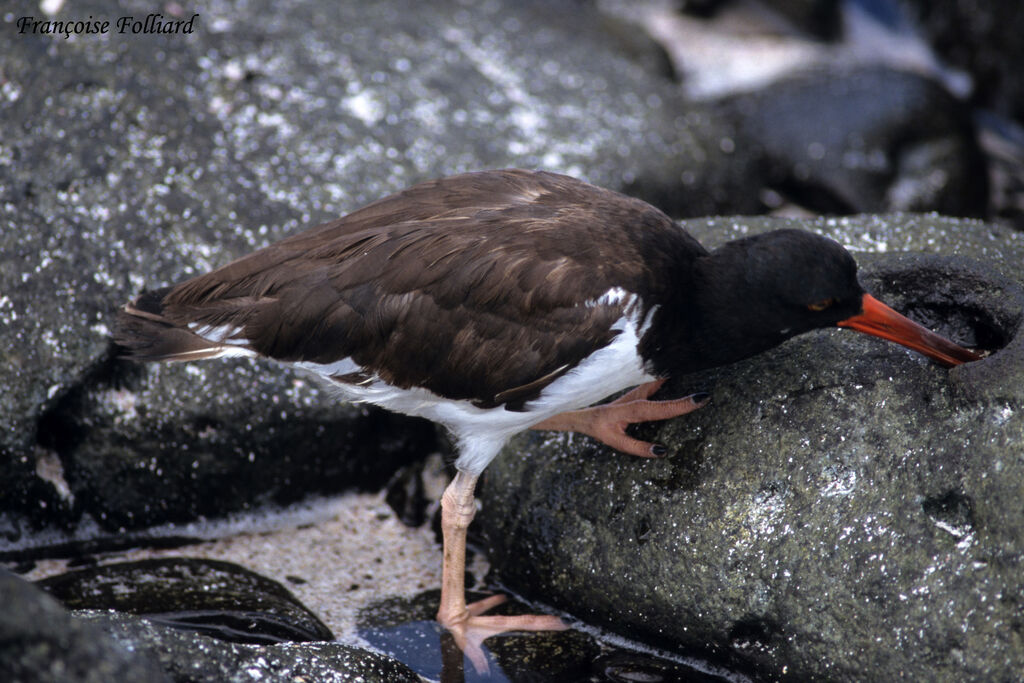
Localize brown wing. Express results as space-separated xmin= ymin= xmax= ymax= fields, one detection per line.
xmin=116 ymin=169 xmax=704 ymax=408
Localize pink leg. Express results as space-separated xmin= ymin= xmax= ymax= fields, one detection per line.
xmin=436 ymin=471 xmax=567 ymax=674
xmin=530 ymin=379 xmax=708 ymax=457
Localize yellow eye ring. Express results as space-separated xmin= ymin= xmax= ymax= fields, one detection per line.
xmin=807 ymin=298 xmax=836 ymax=312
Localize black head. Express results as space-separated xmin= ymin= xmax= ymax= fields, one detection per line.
xmin=688 ymin=229 xmax=864 ymax=366
xmin=654 ymin=229 xmax=980 ymax=374
xmin=661 ymin=230 xmax=864 ymax=373
xmin=723 ymin=229 xmax=865 ymax=323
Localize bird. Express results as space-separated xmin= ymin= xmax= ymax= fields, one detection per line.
xmin=114 ymin=168 xmax=980 ymax=671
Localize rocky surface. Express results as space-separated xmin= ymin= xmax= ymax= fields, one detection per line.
xmin=19 ymin=491 xmax=459 ymax=673
xmin=477 ymin=213 xmax=1024 ymax=681
xmin=37 ymin=558 xmax=334 ymax=644
xmin=717 ymin=66 xmax=988 ymax=216
xmin=1 ymin=568 xmax=169 ymax=683
xmin=614 ymin=0 xmax=1023 ymax=225
xmin=909 ymin=0 xmax=1024 ymax=124
xmin=2 ymin=565 xmax=419 ymax=682
xmin=904 ymin=0 xmax=1024 ymax=228
xmin=78 ymin=610 xmax=421 ymax=683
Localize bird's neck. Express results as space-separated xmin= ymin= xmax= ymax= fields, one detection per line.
xmin=639 ymin=250 xmax=789 ymax=377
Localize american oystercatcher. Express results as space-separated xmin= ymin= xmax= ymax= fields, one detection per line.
xmin=114 ymin=169 xmax=980 ymax=669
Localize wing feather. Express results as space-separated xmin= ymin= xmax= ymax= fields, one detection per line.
xmin=115 ymin=169 xmax=703 ymax=406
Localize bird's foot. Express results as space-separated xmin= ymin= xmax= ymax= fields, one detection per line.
xmin=439 ymin=593 xmax=568 ymax=674
xmin=531 ymin=378 xmax=709 ymax=457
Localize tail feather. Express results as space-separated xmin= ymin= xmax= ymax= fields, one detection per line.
xmin=113 ymin=287 xmax=235 ymax=362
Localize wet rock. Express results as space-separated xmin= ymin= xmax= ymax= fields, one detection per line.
xmin=357 ymin=589 xmax=731 ymax=682
xmin=904 ymin=0 xmax=1024 ymax=229
xmin=594 ymin=651 xmax=741 ymax=683
xmin=909 ymin=0 xmax=1024 ymax=123
xmin=477 ymin=214 xmax=1024 ymax=680
xmin=36 ymin=558 xmax=333 ymax=645
xmin=43 ymin=358 xmax=438 ymax=533
xmin=859 ymin=252 xmax=1024 ymax=405
xmin=762 ymin=0 xmax=843 ymax=40
xmin=2 ymin=566 xmax=417 ymax=682
xmin=78 ymin=610 xmax=419 ymax=683
xmin=0 ymin=569 xmax=168 ymax=683
xmin=0 ymin=0 xmax=752 ymax=552
xmin=359 ymin=589 xmax=596 ymax=681
xmin=716 ymin=66 xmax=988 ymax=216
xmin=604 ymin=4 xmax=995 ymax=218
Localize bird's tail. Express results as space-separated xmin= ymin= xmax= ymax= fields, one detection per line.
xmin=113 ymin=287 xmax=234 ymax=362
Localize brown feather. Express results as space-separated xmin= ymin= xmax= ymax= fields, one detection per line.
xmin=114 ymin=169 xmax=706 ymax=405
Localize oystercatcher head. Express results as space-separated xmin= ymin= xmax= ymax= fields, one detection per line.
xmin=114 ymin=169 xmax=980 ymax=671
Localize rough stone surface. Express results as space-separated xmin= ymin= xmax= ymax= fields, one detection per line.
xmin=41 ymin=359 xmax=438 ymax=533
xmin=903 ymin=0 xmax=1024 ymax=230
xmin=0 ymin=569 xmax=168 ymax=683
xmin=1 ymin=567 xmax=419 ymax=683
xmin=477 ymin=214 xmax=1024 ymax=681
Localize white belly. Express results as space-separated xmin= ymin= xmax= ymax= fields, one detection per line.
xmin=294 ymin=303 xmax=658 ymax=475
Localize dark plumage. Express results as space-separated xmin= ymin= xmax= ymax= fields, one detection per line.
xmin=117 ymin=170 xmax=698 ymax=408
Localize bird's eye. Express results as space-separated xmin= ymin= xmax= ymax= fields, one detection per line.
xmin=807 ymin=298 xmax=836 ymax=312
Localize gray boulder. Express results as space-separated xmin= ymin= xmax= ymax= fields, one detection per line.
xmin=477 ymin=214 xmax=1024 ymax=681
xmin=36 ymin=558 xmax=334 ymax=644
xmin=1 ymin=567 xmax=419 ymax=683
xmin=717 ymin=66 xmax=988 ymax=217
xmin=0 ymin=569 xmax=169 ymax=683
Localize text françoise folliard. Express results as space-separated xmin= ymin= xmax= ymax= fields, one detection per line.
xmin=16 ymin=14 xmax=199 ymax=39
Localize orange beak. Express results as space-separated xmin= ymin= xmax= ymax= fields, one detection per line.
xmin=837 ymin=294 xmax=982 ymax=367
